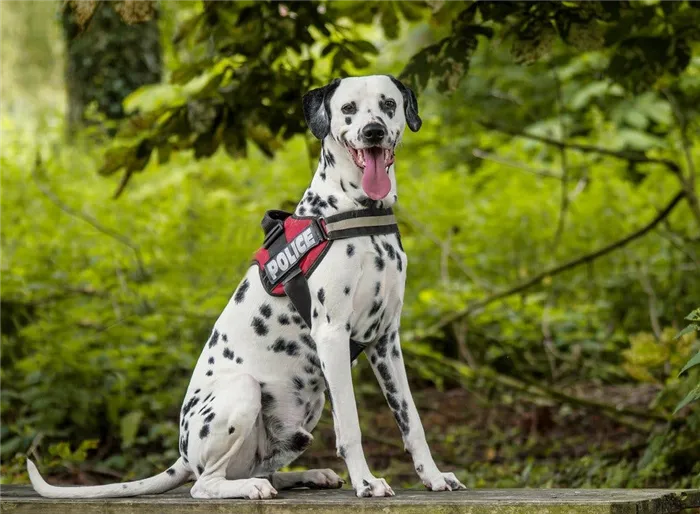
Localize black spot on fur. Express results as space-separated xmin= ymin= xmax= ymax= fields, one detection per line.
xmin=252 ymin=317 xmax=269 ymax=336
xmin=338 ymin=446 xmax=347 ymax=459
xmin=223 ymin=347 xmax=234 ymax=360
xmin=376 ymin=335 xmax=389 ymax=357
xmin=259 ymin=303 xmax=272 ymax=319
xmin=197 ymin=465 xmax=204 ymax=474
xmin=300 ymin=334 xmax=316 ymax=351
xmin=228 ymin=426 xmax=235 ymax=435
xmin=299 ymin=206 xmax=307 ymax=215
xmin=340 ymin=179 xmax=347 ymax=192
xmin=206 ymin=370 xmax=213 ymax=376
xmin=345 ymin=322 xmax=351 ymax=332
xmin=382 ymin=241 xmax=396 ymax=260
xmin=292 ymin=314 xmax=304 ymax=325
xmin=236 ymin=356 xmax=243 ymax=364
xmin=344 ymin=285 xmax=351 ymax=295
xmin=293 ymin=376 xmax=305 ymax=390
xmin=304 ymin=365 xmax=316 ymax=375
xmin=377 ymin=362 xmax=391 ymax=382
xmin=234 ymin=279 xmax=249 ymax=304
xmin=317 ymin=288 xmax=325 ymax=305
xmin=307 ymin=353 xmax=321 ymax=369
xmin=326 ymin=314 xmax=331 ymax=323
xmin=203 ymin=392 xmax=212 ymax=403
xmin=207 ymin=329 xmax=220 ymax=348
xmin=312 ymin=308 xmax=318 ymax=319
xmin=208 ymin=356 xmax=215 ymax=365
xmin=199 ymin=424 xmax=210 ymax=439
xmin=271 ymin=337 xmax=287 ymax=353
xmin=325 ymin=150 xmax=336 ymax=168
xmin=204 ymin=412 xmax=216 ymax=424
xmin=320 ymin=171 xmax=327 ymax=181
xmin=166 ymin=468 xmax=176 ymax=476
xmin=374 ymin=256 xmax=385 ymax=271
xmin=345 ymin=116 xmax=352 ymax=125
xmin=222 ymin=334 xmax=228 ymax=343
xmin=387 ymin=393 xmax=400 ymax=411
xmin=286 ymin=341 xmax=300 ymax=356
xmin=346 ymin=244 xmax=355 ymax=257
xmin=370 ymin=354 xmax=377 ymax=365
xmin=349 ymin=181 xmax=358 ymax=189
xmin=369 ymin=300 xmax=383 ymax=317
xmin=391 ymin=345 xmax=400 ymax=358
xmin=289 ymin=431 xmax=313 ymax=452
xmin=261 ymin=391 xmax=275 ymax=410
xmin=278 ymin=314 xmax=290 ymax=325
xmin=416 ymin=464 xmax=424 ymax=473
xmin=375 ymin=282 xmax=381 ymax=296
xmin=384 ymin=379 xmax=397 ymax=394
xmin=194 ymin=388 xmax=201 ymax=394
xmin=327 ymin=195 xmax=338 ymax=210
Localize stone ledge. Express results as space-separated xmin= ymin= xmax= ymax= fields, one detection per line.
xmin=1 ymin=486 xmax=699 ymax=514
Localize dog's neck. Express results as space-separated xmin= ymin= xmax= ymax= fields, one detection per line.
xmin=294 ymin=137 xmax=397 ymax=218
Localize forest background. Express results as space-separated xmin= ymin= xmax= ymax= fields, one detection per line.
xmin=1 ymin=0 xmax=699 ymax=489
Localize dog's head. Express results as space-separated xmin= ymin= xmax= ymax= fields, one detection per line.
xmin=303 ymin=75 xmax=421 ymax=201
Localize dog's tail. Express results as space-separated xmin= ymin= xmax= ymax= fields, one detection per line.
xmin=27 ymin=457 xmax=192 ymax=498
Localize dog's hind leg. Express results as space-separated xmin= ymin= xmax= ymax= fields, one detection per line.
xmin=188 ymin=374 xmax=277 ymax=500
xmin=268 ymin=469 xmax=344 ymax=490
xmin=366 ymin=333 xmax=466 ymax=492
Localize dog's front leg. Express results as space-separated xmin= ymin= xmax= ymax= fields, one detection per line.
xmin=366 ymin=332 xmax=466 ymax=492
xmin=312 ymin=322 xmax=395 ymax=498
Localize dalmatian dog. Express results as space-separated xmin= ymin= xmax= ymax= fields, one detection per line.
xmin=28 ymin=74 xmax=466 ymax=500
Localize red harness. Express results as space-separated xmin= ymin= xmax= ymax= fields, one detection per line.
xmin=253 ymin=215 xmax=331 ymax=296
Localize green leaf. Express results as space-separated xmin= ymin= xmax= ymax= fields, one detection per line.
xmin=675 ymin=323 xmax=699 ymax=341
xmin=685 ymin=308 xmax=700 ymax=322
xmin=120 ymin=410 xmax=143 ymax=449
xmin=678 ymin=350 xmax=700 ymax=376
xmin=673 ymin=383 xmax=700 ymax=414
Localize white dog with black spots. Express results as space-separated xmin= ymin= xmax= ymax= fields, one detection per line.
xmin=28 ymin=74 xmax=467 ymax=500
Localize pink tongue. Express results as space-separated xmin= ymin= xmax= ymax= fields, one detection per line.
xmin=361 ymin=148 xmax=391 ymax=200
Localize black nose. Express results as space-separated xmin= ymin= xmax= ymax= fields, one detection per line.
xmin=362 ymin=123 xmax=386 ymax=144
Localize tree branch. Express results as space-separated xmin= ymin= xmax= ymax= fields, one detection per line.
xmin=472 ymin=148 xmax=562 ymax=179
xmin=479 ymin=120 xmax=681 ymax=174
xmin=32 ymin=152 xmax=147 ymax=277
xmin=424 ymin=190 xmax=686 ymax=335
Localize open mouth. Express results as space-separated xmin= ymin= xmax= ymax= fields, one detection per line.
xmin=346 ymin=146 xmax=395 ymax=200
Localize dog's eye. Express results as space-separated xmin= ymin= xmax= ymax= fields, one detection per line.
xmin=341 ymin=103 xmax=356 ymax=115
xmin=383 ymin=99 xmax=396 ymax=110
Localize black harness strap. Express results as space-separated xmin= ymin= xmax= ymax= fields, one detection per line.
xmin=260 ymin=208 xmax=399 ymax=361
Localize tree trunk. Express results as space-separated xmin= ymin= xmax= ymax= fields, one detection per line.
xmin=62 ymin=2 xmax=162 ymax=135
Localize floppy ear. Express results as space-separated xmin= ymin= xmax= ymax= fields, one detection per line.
xmin=388 ymin=76 xmax=422 ymax=132
xmin=302 ymin=78 xmax=341 ymax=140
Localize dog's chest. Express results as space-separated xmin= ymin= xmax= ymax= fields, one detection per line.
xmin=319 ymin=233 xmax=407 ymax=342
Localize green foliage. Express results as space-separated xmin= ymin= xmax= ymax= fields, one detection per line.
xmin=674 ymin=308 xmax=700 ymax=414
xmin=63 ymin=1 xmax=162 ymax=127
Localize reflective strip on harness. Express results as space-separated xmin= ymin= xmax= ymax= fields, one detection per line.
xmin=325 ymin=212 xmax=398 ymax=240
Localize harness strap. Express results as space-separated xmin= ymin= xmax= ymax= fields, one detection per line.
xmin=323 ymin=207 xmax=398 ymax=240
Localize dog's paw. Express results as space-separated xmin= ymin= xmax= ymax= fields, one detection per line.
xmin=296 ymin=469 xmax=345 ymax=489
xmin=423 ymin=472 xmax=466 ymax=492
xmin=241 ymin=478 xmax=278 ymax=499
xmin=356 ymin=478 xmax=395 ymax=498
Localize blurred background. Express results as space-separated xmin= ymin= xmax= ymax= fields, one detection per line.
xmin=1 ymin=1 xmax=699 ymax=489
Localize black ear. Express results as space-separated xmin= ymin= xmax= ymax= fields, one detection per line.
xmin=302 ymin=78 xmax=341 ymax=140
xmin=388 ymin=76 xmax=422 ymax=132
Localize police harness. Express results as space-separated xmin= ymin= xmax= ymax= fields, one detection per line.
xmin=252 ymin=207 xmax=400 ymax=361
